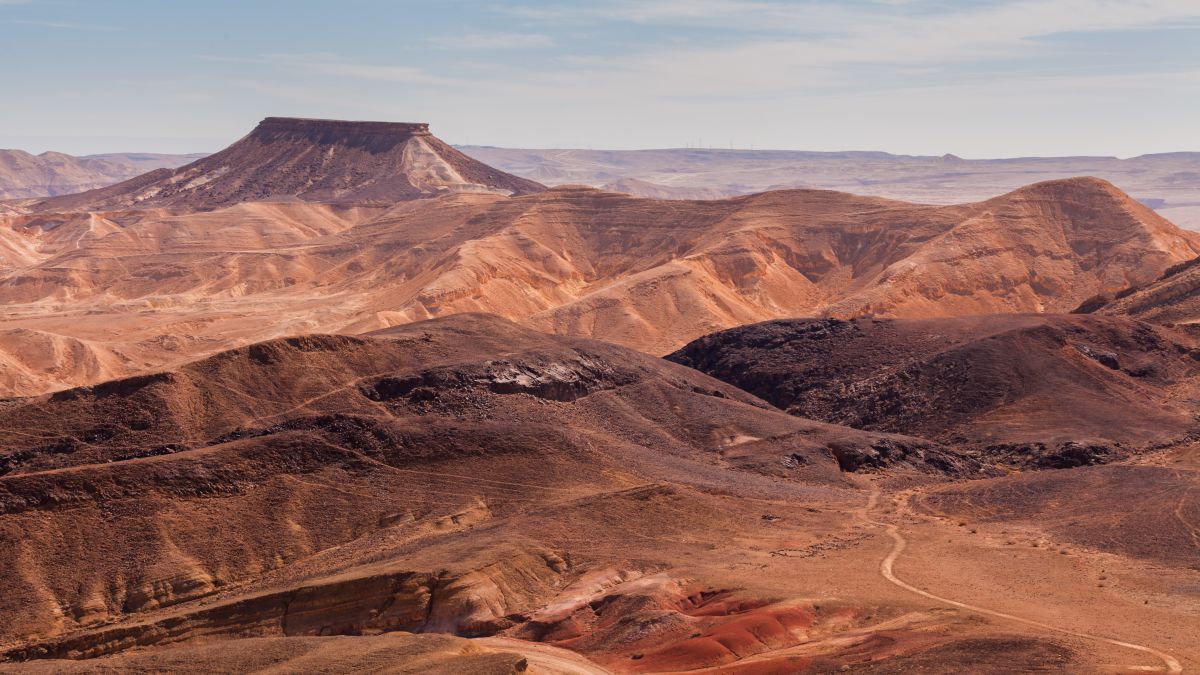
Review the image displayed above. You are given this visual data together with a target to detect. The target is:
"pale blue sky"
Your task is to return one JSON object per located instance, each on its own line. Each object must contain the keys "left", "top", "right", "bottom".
{"left": 2, "top": 0, "right": 1199, "bottom": 157}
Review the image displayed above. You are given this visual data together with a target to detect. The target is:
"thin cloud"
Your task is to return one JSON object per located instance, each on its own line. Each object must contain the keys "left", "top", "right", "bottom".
{"left": 200, "top": 53, "right": 457, "bottom": 86}
{"left": 488, "top": 0, "right": 1200, "bottom": 101}
{"left": 429, "top": 32, "right": 553, "bottom": 50}
{"left": 507, "top": 0, "right": 1200, "bottom": 44}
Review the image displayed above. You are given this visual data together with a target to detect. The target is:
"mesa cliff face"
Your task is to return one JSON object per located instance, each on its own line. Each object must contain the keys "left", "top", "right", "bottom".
{"left": 29, "top": 117, "right": 545, "bottom": 212}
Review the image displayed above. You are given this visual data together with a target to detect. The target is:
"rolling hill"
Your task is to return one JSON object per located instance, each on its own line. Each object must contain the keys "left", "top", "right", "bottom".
{"left": 1, "top": 165, "right": 1197, "bottom": 397}
{"left": 666, "top": 313, "right": 1200, "bottom": 463}
{"left": 1, "top": 314, "right": 1195, "bottom": 672}
{"left": 0, "top": 313, "right": 1014, "bottom": 672}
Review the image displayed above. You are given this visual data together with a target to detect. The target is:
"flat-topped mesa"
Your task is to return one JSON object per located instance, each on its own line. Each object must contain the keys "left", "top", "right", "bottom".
{"left": 255, "top": 117, "right": 431, "bottom": 136}
{"left": 30, "top": 117, "right": 544, "bottom": 212}
{"left": 250, "top": 117, "right": 433, "bottom": 152}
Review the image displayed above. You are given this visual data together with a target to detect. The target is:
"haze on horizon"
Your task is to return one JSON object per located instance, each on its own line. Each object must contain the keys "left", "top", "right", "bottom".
{"left": 1, "top": 0, "right": 1199, "bottom": 158}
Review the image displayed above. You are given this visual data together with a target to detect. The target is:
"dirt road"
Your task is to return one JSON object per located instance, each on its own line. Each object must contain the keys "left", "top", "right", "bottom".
{"left": 865, "top": 485, "right": 1184, "bottom": 674}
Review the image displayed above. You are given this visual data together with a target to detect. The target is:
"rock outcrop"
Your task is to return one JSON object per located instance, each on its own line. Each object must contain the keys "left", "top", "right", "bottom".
{"left": 667, "top": 313, "right": 1200, "bottom": 462}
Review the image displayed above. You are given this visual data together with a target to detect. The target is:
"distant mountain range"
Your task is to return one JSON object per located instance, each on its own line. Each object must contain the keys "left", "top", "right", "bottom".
{"left": 0, "top": 150, "right": 205, "bottom": 199}
{"left": 459, "top": 146, "right": 1200, "bottom": 230}
{"left": 5, "top": 142, "right": 1197, "bottom": 229}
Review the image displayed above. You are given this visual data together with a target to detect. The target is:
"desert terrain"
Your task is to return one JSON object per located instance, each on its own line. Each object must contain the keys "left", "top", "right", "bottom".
{"left": 1, "top": 117, "right": 1198, "bottom": 673}
{"left": 0, "top": 151, "right": 203, "bottom": 200}
{"left": 461, "top": 147, "right": 1200, "bottom": 231}
{"left": 2, "top": 314, "right": 1196, "bottom": 673}
{"left": 7, "top": 144, "right": 1198, "bottom": 230}
{"left": 1, "top": 118, "right": 1197, "bottom": 397}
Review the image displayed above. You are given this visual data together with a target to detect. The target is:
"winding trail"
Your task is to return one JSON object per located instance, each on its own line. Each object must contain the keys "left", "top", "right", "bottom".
{"left": 862, "top": 485, "right": 1184, "bottom": 674}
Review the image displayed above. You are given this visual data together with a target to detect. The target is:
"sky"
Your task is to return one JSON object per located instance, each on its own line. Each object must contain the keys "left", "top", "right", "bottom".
{"left": 1, "top": 0, "right": 1199, "bottom": 157}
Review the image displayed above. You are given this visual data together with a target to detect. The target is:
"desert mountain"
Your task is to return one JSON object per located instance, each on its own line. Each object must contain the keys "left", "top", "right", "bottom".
{"left": 0, "top": 150, "right": 204, "bottom": 200}
{"left": 0, "top": 313, "right": 1028, "bottom": 672}
{"left": 26, "top": 118, "right": 544, "bottom": 212}
{"left": 1, "top": 314, "right": 1196, "bottom": 672}
{"left": 1, "top": 173, "right": 1198, "bottom": 397}
{"left": 667, "top": 313, "right": 1200, "bottom": 465}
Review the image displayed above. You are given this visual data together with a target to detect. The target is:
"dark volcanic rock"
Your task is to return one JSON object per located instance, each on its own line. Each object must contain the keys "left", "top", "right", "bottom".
{"left": 826, "top": 438, "right": 989, "bottom": 475}
{"left": 667, "top": 314, "right": 1200, "bottom": 462}
{"left": 1073, "top": 343, "right": 1120, "bottom": 369}
{"left": 983, "top": 441, "right": 1127, "bottom": 469}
